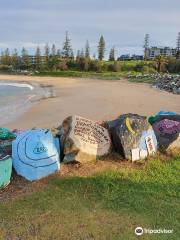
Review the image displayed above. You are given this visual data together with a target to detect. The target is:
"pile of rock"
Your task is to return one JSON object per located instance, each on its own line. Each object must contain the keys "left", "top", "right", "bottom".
{"left": 154, "top": 74, "right": 180, "bottom": 94}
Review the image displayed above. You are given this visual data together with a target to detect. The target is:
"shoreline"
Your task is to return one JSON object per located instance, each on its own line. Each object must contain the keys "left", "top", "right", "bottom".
{"left": 0, "top": 74, "right": 179, "bottom": 130}
{"left": 0, "top": 78, "right": 55, "bottom": 126}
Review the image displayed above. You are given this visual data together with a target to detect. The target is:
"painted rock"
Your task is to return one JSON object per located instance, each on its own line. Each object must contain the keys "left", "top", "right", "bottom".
{"left": 152, "top": 114, "right": 180, "bottom": 150}
{"left": 59, "top": 116, "right": 111, "bottom": 163}
{"left": 107, "top": 113, "right": 157, "bottom": 161}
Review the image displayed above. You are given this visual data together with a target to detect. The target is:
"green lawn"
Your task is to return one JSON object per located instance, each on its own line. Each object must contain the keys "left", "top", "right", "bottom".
{"left": 34, "top": 70, "right": 121, "bottom": 80}
{"left": 127, "top": 76, "right": 156, "bottom": 84}
{"left": 0, "top": 153, "right": 179, "bottom": 240}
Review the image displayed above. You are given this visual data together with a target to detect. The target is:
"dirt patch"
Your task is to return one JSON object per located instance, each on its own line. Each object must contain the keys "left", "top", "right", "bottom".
{"left": 0, "top": 150, "right": 178, "bottom": 203}
{"left": 0, "top": 156, "right": 141, "bottom": 203}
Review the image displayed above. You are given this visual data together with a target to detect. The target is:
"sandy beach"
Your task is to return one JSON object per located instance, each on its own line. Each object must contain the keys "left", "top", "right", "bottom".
{"left": 1, "top": 74, "right": 179, "bottom": 130}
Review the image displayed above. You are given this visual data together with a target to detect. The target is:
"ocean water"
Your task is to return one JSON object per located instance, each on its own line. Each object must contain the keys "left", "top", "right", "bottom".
{"left": 0, "top": 81, "right": 50, "bottom": 126}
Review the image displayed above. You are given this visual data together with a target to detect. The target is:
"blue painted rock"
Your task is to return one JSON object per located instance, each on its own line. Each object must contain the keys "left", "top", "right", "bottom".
{"left": 12, "top": 129, "right": 60, "bottom": 181}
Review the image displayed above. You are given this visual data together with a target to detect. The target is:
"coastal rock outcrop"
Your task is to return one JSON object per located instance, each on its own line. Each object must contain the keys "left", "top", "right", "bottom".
{"left": 154, "top": 74, "right": 180, "bottom": 94}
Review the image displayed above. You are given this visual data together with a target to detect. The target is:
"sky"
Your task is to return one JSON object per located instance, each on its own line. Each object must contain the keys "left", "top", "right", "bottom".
{"left": 0, "top": 0, "right": 180, "bottom": 57}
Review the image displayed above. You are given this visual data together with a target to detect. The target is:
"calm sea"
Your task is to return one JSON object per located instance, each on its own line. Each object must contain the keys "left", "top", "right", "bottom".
{"left": 0, "top": 82, "right": 37, "bottom": 126}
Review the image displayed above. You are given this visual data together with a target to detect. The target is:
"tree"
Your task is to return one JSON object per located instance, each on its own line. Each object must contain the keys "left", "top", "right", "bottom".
{"left": 12, "top": 48, "right": 19, "bottom": 69}
{"left": 49, "top": 44, "right": 59, "bottom": 69}
{"left": 21, "top": 47, "right": 30, "bottom": 69}
{"left": 154, "top": 55, "right": 168, "bottom": 72}
{"left": 76, "top": 50, "right": 81, "bottom": 60}
{"left": 51, "top": 44, "right": 56, "bottom": 56}
{"left": 44, "top": 44, "right": 50, "bottom": 66}
{"left": 144, "top": 34, "right": 150, "bottom": 60}
{"left": 57, "top": 49, "right": 61, "bottom": 57}
{"left": 176, "top": 32, "right": 180, "bottom": 59}
{"left": 35, "top": 46, "right": 41, "bottom": 70}
{"left": 98, "top": 35, "right": 105, "bottom": 61}
{"left": 70, "top": 49, "right": 74, "bottom": 59}
{"left": 85, "top": 40, "right": 90, "bottom": 58}
{"left": 109, "top": 47, "right": 115, "bottom": 61}
{"left": 3, "top": 48, "right": 11, "bottom": 65}
{"left": 62, "top": 31, "right": 72, "bottom": 58}
{"left": 80, "top": 48, "right": 85, "bottom": 58}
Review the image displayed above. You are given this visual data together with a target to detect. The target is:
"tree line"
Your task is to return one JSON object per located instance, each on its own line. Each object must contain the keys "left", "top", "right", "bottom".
{"left": 0, "top": 32, "right": 119, "bottom": 72}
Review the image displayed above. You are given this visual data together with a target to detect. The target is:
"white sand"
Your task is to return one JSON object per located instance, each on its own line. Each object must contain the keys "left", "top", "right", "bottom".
{"left": 0, "top": 74, "right": 179, "bottom": 130}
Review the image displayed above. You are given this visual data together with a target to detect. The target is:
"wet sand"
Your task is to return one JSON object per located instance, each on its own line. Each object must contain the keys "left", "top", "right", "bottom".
{"left": 1, "top": 74, "right": 179, "bottom": 130}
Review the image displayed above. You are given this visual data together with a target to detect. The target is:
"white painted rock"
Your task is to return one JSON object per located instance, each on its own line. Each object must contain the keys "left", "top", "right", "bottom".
{"left": 60, "top": 116, "right": 111, "bottom": 163}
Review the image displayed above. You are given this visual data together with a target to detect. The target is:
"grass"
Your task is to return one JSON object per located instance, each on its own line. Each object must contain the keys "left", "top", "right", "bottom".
{"left": 0, "top": 152, "right": 179, "bottom": 240}
{"left": 127, "top": 76, "right": 156, "bottom": 84}
{"left": 34, "top": 70, "right": 121, "bottom": 80}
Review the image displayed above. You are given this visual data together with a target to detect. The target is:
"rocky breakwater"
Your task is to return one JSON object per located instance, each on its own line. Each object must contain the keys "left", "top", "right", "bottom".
{"left": 154, "top": 74, "right": 180, "bottom": 94}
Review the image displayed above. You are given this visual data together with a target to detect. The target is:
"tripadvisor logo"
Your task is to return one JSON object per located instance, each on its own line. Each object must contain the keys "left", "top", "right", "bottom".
{"left": 135, "top": 227, "right": 173, "bottom": 236}
{"left": 135, "top": 227, "right": 144, "bottom": 236}
{"left": 33, "top": 142, "right": 48, "bottom": 154}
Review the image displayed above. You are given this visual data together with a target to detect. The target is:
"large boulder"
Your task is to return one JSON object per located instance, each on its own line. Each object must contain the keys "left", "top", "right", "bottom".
{"left": 0, "top": 147, "right": 12, "bottom": 189}
{"left": 0, "top": 128, "right": 16, "bottom": 155}
{"left": 59, "top": 116, "right": 111, "bottom": 163}
{"left": 12, "top": 129, "right": 60, "bottom": 181}
{"left": 107, "top": 113, "right": 157, "bottom": 161}
{"left": 150, "top": 112, "right": 180, "bottom": 150}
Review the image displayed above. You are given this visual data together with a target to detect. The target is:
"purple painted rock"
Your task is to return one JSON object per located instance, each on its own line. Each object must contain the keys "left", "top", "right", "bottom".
{"left": 152, "top": 116, "right": 180, "bottom": 150}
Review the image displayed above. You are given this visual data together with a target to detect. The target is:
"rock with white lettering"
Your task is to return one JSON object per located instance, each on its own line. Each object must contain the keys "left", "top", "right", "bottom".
{"left": 107, "top": 113, "right": 157, "bottom": 161}
{"left": 58, "top": 116, "right": 111, "bottom": 163}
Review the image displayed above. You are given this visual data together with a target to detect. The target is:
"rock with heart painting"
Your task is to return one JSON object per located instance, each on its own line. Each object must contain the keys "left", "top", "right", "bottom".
{"left": 107, "top": 113, "right": 157, "bottom": 161}
{"left": 58, "top": 115, "right": 111, "bottom": 163}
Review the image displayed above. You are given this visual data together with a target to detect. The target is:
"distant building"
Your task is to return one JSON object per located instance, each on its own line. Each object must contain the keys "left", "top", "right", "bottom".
{"left": 118, "top": 54, "right": 131, "bottom": 61}
{"left": 131, "top": 54, "right": 144, "bottom": 60}
{"left": 117, "top": 54, "right": 143, "bottom": 61}
{"left": 27, "top": 55, "right": 47, "bottom": 65}
{"left": 145, "top": 47, "right": 177, "bottom": 59}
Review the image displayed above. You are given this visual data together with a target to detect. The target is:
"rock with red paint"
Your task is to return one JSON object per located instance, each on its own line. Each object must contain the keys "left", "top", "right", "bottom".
{"left": 58, "top": 116, "right": 111, "bottom": 163}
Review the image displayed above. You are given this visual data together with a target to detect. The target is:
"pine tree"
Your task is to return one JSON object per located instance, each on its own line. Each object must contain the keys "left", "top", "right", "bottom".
{"left": 76, "top": 50, "right": 81, "bottom": 61}
{"left": 4, "top": 48, "right": 11, "bottom": 65}
{"left": 144, "top": 34, "right": 150, "bottom": 60}
{"left": 57, "top": 49, "right": 61, "bottom": 57}
{"left": 109, "top": 47, "right": 115, "bottom": 61}
{"left": 0, "top": 51, "right": 4, "bottom": 65}
{"left": 21, "top": 47, "right": 30, "bottom": 69}
{"left": 12, "top": 48, "right": 19, "bottom": 69}
{"left": 51, "top": 44, "right": 56, "bottom": 56}
{"left": 44, "top": 44, "right": 50, "bottom": 66}
{"left": 98, "top": 35, "right": 105, "bottom": 61}
{"left": 62, "top": 31, "right": 72, "bottom": 58}
{"left": 35, "top": 46, "right": 41, "bottom": 70}
{"left": 80, "top": 48, "right": 85, "bottom": 58}
{"left": 50, "top": 44, "right": 58, "bottom": 69}
{"left": 85, "top": 40, "right": 90, "bottom": 58}
{"left": 176, "top": 32, "right": 180, "bottom": 59}
{"left": 70, "top": 49, "right": 74, "bottom": 59}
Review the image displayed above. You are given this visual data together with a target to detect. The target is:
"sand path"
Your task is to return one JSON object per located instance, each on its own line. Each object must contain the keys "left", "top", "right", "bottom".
{"left": 0, "top": 74, "right": 179, "bottom": 130}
